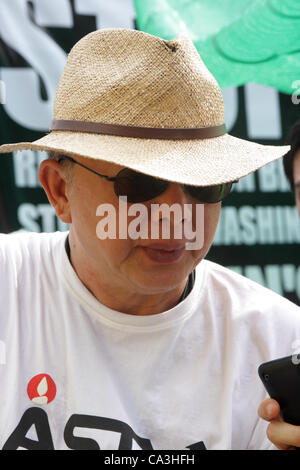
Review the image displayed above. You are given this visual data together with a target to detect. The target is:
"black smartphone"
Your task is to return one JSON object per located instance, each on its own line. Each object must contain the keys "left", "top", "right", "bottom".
{"left": 258, "top": 354, "right": 300, "bottom": 425}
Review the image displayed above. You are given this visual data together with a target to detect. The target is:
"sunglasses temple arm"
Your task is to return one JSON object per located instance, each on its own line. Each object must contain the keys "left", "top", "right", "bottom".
{"left": 57, "top": 155, "right": 116, "bottom": 182}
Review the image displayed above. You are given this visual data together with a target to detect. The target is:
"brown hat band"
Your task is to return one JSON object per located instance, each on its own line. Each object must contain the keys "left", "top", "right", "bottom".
{"left": 50, "top": 119, "right": 226, "bottom": 140}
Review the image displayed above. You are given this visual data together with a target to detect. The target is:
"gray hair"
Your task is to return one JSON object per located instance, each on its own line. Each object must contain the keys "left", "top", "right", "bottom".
{"left": 47, "top": 151, "right": 74, "bottom": 183}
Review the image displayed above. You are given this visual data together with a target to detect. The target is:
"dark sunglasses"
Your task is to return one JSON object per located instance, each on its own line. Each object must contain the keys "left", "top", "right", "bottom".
{"left": 58, "top": 155, "right": 236, "bottom": 204}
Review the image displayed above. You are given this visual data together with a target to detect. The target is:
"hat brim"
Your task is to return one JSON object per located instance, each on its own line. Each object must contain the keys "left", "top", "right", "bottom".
{"left": 0, "top": 131, "right": 290, "bottom": 186}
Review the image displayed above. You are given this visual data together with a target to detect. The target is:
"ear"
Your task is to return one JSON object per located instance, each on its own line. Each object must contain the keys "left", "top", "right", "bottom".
{"left": 39, "top": 159, "right": 72, "bottom": 224}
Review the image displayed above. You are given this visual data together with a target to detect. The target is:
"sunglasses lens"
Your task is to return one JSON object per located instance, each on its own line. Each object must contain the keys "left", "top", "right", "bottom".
{"left": 185, "top": 182, "right": 233, "bottom": 203}
{"left": 115, "top": 169, "right": 169, "bottom": 203}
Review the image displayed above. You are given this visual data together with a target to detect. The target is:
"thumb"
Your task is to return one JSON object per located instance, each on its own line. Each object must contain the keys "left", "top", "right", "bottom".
{"left": 258, "top": 398, "right": 282, "bottom": 422}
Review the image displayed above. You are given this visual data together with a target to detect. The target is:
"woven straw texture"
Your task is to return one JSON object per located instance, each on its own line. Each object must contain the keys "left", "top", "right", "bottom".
{"left": 54, "top": 29, "right": 224, "bottom": 128}
{"left": 0, "top": 28, "right": 290, "bottom": 186}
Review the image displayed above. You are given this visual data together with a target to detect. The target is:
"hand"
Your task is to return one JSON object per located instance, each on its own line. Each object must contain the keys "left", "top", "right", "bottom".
{"left": 258, "top": 398, "right": 300, "bottom": 450}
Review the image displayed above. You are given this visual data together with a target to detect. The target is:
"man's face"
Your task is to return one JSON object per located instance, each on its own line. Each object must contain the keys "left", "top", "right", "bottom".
{"left": 64, "top": 156, "right": 221, "bottom": 296}
{"left": 294, "top": 149, "right": 300, "bottom": 217}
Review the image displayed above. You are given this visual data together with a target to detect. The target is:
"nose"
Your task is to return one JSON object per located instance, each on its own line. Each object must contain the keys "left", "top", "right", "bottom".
{"left": 153, "top": 182, "right": 191, "bottom": 207}
{"left": 148, "top": 183, "right": 195, "bottom": 236}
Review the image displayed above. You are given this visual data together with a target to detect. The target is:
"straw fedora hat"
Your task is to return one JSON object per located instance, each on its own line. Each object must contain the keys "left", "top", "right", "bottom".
{"left": 0, "top": 28, "right": 290, "bottom": 186}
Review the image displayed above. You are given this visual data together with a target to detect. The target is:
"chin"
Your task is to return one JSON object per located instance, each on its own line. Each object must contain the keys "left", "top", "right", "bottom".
{"left": 131, "top": 268, "right": 188, "bottom": 293}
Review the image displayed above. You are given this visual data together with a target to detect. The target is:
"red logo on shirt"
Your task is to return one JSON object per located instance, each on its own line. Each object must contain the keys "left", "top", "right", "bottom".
{"left": 27, "top": 374, "right": 56, "bottom": 405}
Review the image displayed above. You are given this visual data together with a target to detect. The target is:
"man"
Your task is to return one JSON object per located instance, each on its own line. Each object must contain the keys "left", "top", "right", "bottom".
{"left": 283, "top": 120, "right": 300, "bottom": 217}
{"left": 0, "top": 28, "right": 300, "bottom": 450}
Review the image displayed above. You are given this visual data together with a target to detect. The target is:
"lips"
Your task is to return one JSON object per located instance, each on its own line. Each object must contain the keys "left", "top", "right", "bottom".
{"left": 141, "top": 243, "right": 186, "bottom": 263}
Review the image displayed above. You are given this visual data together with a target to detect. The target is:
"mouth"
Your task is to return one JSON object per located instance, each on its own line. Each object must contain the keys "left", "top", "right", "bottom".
{"left": 140, "top": 243, "right": 186, "bottom": 264}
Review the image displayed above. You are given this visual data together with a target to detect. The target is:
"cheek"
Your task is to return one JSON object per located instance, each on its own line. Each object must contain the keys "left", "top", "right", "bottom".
{"left": 206, "top": 202, "right": 221, "bottom": 226}
{"left": 184, "top": 203, "right": 220, "bottom": 264}
{"left": 199, "top": 202, "right": 221, "bottom": 237}
{"left": 70, "top": 183, "right": 99, "bottom": 226}
{"left": 202, "top": 203, "right": 221, "bottom": 250}
{"left": 71, "top": 175, "right": 119, "bottom": 235}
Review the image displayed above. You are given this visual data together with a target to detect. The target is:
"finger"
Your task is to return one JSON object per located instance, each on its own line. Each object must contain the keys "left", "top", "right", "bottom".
{"left": 258, "top": 398, "right": 281, "bottom": 421}
{"left": 267, "top": 419, "right": 300, "bottom": 449}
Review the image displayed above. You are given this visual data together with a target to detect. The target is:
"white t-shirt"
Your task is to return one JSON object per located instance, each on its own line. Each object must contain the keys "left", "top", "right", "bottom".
{"left": 1, "top": 231, "right": 300, "bottom": 450}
